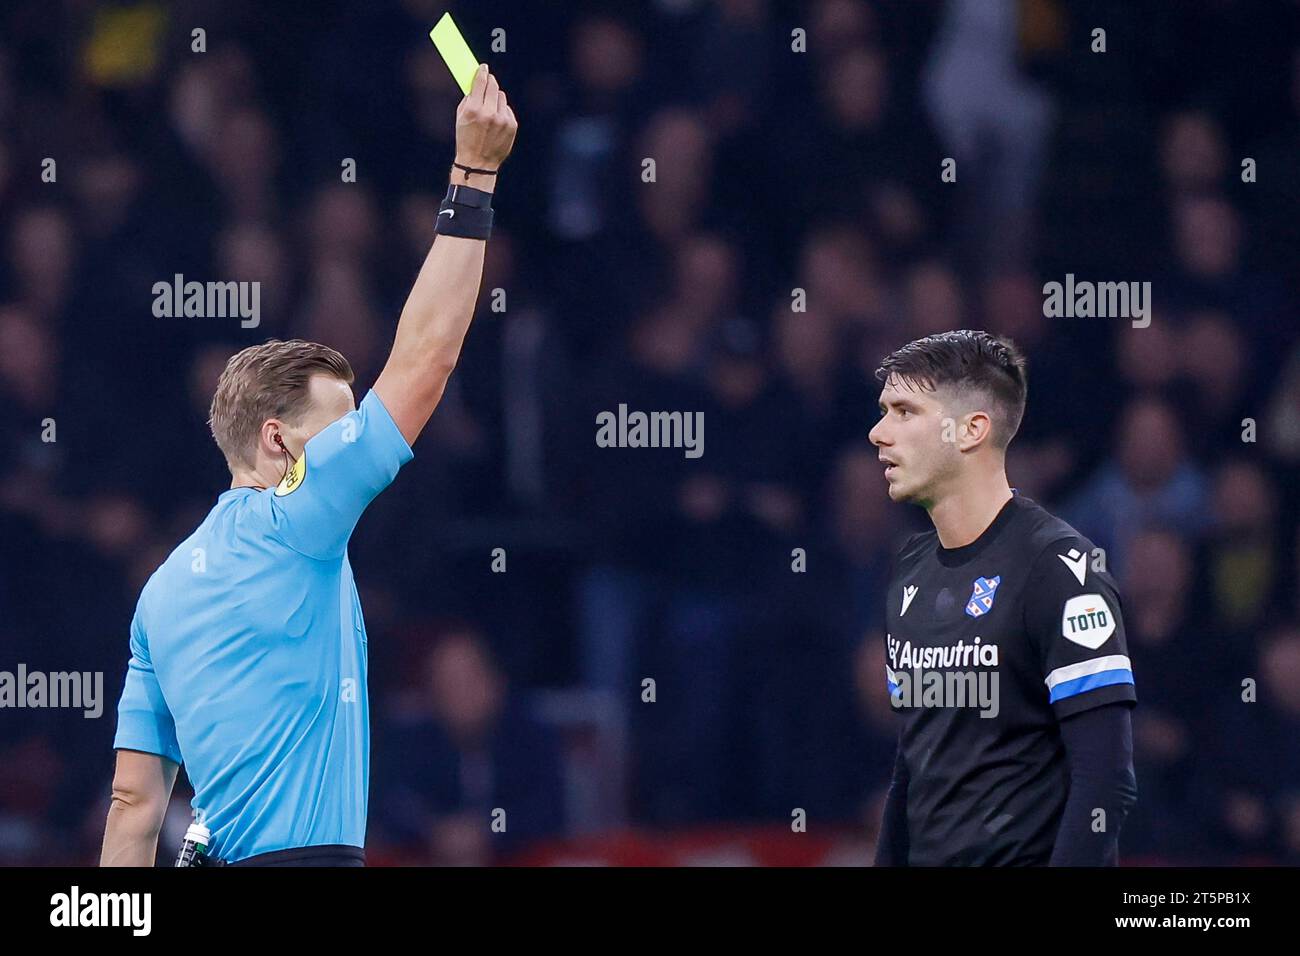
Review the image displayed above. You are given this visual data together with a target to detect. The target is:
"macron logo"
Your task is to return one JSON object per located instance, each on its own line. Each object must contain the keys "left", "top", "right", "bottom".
{"left": 1058, "top": 549, "right": 1088, "bottom": 586}
{"left": 901, "top": 585, "right": 919, "bottom": 617}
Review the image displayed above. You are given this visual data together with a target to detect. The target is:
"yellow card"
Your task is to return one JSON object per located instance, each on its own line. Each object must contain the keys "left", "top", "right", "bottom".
{"left": 429, "top": 13, "right": 480, "bottom": 95}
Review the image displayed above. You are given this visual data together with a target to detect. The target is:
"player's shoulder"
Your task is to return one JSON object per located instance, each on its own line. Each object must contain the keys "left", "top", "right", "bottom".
{"left": 896, "top": 527, "right": 938, "bottom": 563}
{"left": 1008, "top": 494, "right": 1093, "bottom": 551}
{"left": 888, "top": 527, "right": 938, "bottom": 582}
{"left": 1008, "top": 494, "right": 1112, "bottom": 586}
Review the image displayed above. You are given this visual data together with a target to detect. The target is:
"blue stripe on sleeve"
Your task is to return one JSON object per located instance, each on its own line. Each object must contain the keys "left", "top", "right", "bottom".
{"left": 1048, "top": 668, "right": 1134, "bottom": 703}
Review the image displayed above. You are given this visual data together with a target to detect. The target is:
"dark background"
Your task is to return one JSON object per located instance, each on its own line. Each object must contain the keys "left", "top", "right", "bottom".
{"left": 1, "top": 0, "right": 1299, "bottom": 865}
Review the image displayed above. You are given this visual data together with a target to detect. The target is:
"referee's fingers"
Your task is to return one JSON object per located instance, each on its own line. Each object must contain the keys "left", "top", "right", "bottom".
{"left": 483, "top": 69, "right": 499, "bottom": 108}
{"left": 467, "top": 63, "right": 489, "bottom": 108}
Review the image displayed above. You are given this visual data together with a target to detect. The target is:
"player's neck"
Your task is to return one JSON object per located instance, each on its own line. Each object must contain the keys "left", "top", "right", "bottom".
{"left": 927, "top": 470, "right": 1013, "bottom": 550}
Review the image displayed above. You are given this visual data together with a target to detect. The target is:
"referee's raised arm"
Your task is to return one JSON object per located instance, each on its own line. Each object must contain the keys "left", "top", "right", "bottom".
{"left": 373, "top": 63, "right": 517, "bottom": 446}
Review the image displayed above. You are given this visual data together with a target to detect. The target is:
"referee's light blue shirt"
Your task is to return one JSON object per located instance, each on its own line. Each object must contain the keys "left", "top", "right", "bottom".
{"left": 113, "top": 389, "right": 413, "bottom": 863}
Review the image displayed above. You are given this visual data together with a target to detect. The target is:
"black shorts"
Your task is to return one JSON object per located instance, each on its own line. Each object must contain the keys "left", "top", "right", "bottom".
{"left": 225, "top": 845, "right": 365, "bottom": 867}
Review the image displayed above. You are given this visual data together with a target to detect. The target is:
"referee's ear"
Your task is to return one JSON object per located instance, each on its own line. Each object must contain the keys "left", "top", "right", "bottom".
{"left": 256, "top": 418, "right": 288, "bottom": 457}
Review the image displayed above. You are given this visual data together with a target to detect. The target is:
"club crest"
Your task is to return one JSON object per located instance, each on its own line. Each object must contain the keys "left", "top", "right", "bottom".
{"left": 965, "top": 575, "right": 1002, "bottom": 618}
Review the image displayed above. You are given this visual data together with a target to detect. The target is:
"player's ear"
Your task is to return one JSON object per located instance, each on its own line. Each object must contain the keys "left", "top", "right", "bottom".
{"left": 960, "top": 411, "right": 994, "bottom": 451}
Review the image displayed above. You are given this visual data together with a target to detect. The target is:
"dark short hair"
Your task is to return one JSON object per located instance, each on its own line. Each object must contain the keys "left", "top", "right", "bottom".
{"left": 875, "top": 330, "right": 1028, "bottom": 449}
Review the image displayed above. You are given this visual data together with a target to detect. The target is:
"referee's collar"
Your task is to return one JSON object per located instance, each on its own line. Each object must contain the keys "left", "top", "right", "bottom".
{"left": 220, "top": 485, "right": 263, "bottom": 497}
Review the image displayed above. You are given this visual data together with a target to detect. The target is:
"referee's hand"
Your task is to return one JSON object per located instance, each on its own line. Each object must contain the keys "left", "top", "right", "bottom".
{"left": 454, "top": 64, "right": 517, "bottom": 177}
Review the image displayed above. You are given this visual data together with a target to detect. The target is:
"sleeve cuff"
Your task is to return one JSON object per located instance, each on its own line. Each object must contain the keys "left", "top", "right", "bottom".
{"left": 1052, "top": 681, "right": 1136, "bottom": 721}
{"left": 114, "top": 713, "right": 182, "bottom": 764}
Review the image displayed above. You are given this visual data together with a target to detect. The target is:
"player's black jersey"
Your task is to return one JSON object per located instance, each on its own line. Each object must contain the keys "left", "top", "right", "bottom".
{"left": 884, "top": 492, "right": 1137, "bottom": 865}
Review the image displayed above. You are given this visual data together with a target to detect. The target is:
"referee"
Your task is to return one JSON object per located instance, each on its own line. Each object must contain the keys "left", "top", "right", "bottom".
{"left": 869, "top": 330, "right": 1137, "bottom": 866}
{"left": 100, "top": 65, "right": 517, "bottom": 866}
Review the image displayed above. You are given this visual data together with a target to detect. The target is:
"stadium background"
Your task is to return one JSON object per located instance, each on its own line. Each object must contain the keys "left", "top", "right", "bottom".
{"left": 1, "top": 0, "right": 1299, "bottom": 865}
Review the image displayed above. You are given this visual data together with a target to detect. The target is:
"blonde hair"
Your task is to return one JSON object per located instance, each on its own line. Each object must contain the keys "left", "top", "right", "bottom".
{"left": 208, "top": 339, "right": 353, "bottom": 471}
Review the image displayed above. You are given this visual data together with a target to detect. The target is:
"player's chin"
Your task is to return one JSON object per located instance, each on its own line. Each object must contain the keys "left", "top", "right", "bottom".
{"left": 885, "top": 476, "right": 918, "bottom": 503}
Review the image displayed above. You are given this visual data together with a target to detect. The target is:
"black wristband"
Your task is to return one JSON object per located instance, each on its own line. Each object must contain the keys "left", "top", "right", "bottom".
{"left": 444, "top": 183, "right": 493, "bottom": 210}
{"left": 435, "top": 202, "right": 493, "bottom": 239}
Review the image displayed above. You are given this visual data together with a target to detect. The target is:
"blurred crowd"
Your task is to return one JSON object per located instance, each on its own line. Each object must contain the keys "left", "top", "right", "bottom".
{"left": 1, "top": 0, "right": 1299, "bottom": 865}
